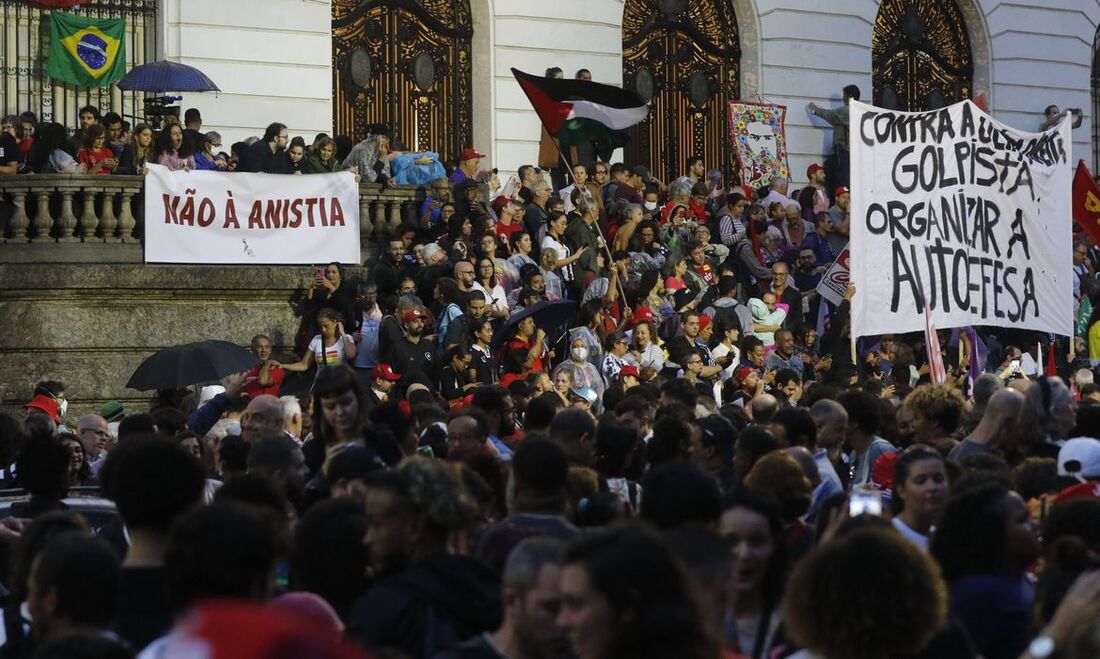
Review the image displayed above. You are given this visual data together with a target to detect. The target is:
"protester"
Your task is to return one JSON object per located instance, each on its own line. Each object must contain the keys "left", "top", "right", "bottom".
{"left": 6, "top": 82, "right": 1100, "bottom": 659}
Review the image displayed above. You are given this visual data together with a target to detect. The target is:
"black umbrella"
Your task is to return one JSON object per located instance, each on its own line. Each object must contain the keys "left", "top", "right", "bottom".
{"left": 492, "top": 299, "right": 578, "bottom": 350}
{"left": 127, "top": 340, "right": 258, "bottom": 391}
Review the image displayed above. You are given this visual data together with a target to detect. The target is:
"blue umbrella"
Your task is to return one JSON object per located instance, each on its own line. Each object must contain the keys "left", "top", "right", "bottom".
{"left": 116, "top": 60, "right": 220, "bottom": 93}
{"left": 491, "top": 299, "right": 578, "bottom": 350}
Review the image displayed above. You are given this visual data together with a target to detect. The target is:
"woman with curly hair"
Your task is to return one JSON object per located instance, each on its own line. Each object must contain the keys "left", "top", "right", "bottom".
{"left": 346, "top": 457, "right": 499, "bottom": 657}
{"left": 557, "top": 523, "right": 716, "bottom": 659}
{"left": 931, "top": 482, "right": 1040, "bottom": 659}
{"left": 783, "top": 526, "right": 947, "bottom": 659}
{"left": 903, "top": 384, "right": 966, "bottom": 455}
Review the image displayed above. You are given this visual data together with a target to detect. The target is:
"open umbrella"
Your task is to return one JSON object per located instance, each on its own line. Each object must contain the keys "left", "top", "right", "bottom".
{"left": 116, "top": 60, "right": 220, "bottom": 93}
{"left": 127, "top": 340, "right": 257, "bottom": 391}
{"left": 491, "top": 299, "right": 578, "bottom": 350}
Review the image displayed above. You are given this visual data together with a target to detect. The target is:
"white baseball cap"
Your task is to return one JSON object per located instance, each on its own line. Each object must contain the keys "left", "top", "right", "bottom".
{"left": 198, "top": 385, "right": 226, "bottom": 407}
{"left": 1057, "top": 438, "right": 1100, "bottom": 482}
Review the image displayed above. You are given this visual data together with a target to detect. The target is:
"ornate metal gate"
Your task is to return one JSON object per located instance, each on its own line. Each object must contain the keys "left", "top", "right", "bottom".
{"left": 621, "top": 0, "right": 740, "bottom": 184}
{"left": 872, "top": 0, "right": 972, "bottom": 112}
{"left": 332, "top": 0, "right": 473, "bottom": 159}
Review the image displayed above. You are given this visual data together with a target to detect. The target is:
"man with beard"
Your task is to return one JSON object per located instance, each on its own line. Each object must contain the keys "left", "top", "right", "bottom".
{"left": 348, "top": 458, "right": 501, "bottom": 657}
{"left": 440, "top": 538, "right": 569, "bottom": 659}
{"left": 239, "top": 122, "right": 290, "bottom": 173}
{"left": 804, "top": 162, "right": 830, "bottom": 216}
{"left": 389, "top": 307, "right": 436, "bottom": 391}
{"left": 372, "top": 239, "right": 412, "bottom": 302}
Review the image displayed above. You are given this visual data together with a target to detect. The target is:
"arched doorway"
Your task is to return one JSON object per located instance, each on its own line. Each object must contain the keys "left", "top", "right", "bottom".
{"left": 621, "top": 0, "right": 741, "bottom": 183}
{"left": 872, "top": 0, "right": 973, "bottom": 111}
{"left": 332, "top": 0, "right": 473, "bottom": 159}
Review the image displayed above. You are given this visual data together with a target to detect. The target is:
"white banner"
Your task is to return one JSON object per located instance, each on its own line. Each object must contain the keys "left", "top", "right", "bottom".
{"left": 143, "top": 164, "right": 361, "bottom": 264}
{"left": 849, "top": 99, "right": 1073, "bottom": 337}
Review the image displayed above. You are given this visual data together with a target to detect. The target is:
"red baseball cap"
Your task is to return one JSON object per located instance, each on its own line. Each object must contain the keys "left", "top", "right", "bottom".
{"left": 807, "top": 163, "right": 824, "bottom": 179}
{"left": 402, "top": 308, "right": 427, "bottom": 323}
{"left": 24, "top": 394, "right": 60, "bottom": 423}
{"left": 371, "top": 364, "right": 402, "bottom": 381}
{"left": 619, "top": 365, "right": 640, "bottom": 378}
{"left": 834, "top": 186, "right": 850, "bottom": 197}
{"left": 460, "top": 148, "right": 485, "bottom": 161}
{"left": 735, "top": 365, "right": 756, "bottom": 382}
{"left": 632, "top": 306, "right": 657, "bottom": 326}
{"left": 698, "top": 314, "right": 713, "bottom": 332}
{"left": 492, "top": 196, "right": 518, "bottom": 214}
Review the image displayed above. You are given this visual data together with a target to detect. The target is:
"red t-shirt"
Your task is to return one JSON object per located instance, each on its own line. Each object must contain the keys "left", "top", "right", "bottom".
{"left": 243, "top": 363, "right": 285, "bottom": 398}
{"left": 496, "top": 220, "right": 523, "bottom": 246}
{"left": 77, "top": 146, "right": 115, "bottom": 174}
{"left": 694, "top": 262, "right": 717, "bottom": 286}
{"left": 508, "top": 337, "right": 543, "bottom": 372}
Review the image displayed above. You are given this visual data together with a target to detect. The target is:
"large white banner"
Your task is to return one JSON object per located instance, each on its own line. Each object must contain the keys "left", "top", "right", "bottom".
{"left": 144, "top": 164, "right": 361, "bottom": 264}
{"left": 849, "top": 99, "right": 1073, "bottom": 337}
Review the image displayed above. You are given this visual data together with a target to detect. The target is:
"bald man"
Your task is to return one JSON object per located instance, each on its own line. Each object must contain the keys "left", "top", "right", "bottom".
{"left": 949, "top": 388, "right": 1026, "bottom": 461}
{"left": 76, "top": 414, "right": 109, "bottom": 474}
{"left": 240, "top": 395, "right": 285, "bottom": 443}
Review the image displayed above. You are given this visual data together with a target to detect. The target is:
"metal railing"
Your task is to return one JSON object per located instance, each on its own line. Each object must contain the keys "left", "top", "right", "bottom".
{"left": 0, "top": 174, "right": 428, "bottom": 244}
{"left": 1, "top": 0, "right": 157, "bottom": 128}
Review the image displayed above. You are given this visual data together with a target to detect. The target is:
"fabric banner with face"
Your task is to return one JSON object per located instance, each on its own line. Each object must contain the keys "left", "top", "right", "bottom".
{"left": 728, "top": 101, "right": 789, "bottom": 190}
{"left": 144, "top": 164, "right": 361, "bottom": 264}
{"left": 848, "top": 99, "right": 1073, "bottom": 337}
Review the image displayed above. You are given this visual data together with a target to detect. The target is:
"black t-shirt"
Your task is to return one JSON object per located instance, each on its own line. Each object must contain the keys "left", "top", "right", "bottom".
{"left": 470, "top": 345, "right": 497, "bottom": 384}
{"left": 0, "top": 133, "right": 22, "bottom": 168}
{"left": 116, "top": 566, "right": 172, "bottom": 652}
{"left": 390, "top": 336, "right": 436, "bottom": 390}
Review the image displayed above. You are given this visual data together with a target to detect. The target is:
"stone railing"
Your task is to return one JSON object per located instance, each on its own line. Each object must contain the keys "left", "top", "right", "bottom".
{"left": 0, "top": 175, "right": 429, "bottom": 245}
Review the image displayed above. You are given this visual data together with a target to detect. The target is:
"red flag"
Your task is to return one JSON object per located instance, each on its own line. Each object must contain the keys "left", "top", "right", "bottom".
{"left": 1046, "top": 341, "right": 1057, "bottom": 377}
{"left": 924, "top": 305, "right": 947, "bottom": 385}
{"left": 1072, "top": 160, "right": 1100, "bottom": 245}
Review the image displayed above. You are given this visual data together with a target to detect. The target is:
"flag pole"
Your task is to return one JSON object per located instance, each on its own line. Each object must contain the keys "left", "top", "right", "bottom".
{"left": 555, "top": 148, "right": 631, "bottom": 311}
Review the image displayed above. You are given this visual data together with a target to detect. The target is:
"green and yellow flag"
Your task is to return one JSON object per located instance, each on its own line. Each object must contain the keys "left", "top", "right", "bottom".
{"left": 46, "top": 12, "right": 126, "bottom": 88}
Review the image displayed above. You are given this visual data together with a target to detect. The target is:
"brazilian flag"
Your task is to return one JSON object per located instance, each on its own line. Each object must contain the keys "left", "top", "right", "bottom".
{"left": 46, "top": 12, "right": 126, "bottom": 88}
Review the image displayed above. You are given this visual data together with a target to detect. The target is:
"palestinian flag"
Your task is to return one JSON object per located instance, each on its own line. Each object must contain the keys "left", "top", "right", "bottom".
{"left": 512, "top": 68, "right": 648, "bottom": 146}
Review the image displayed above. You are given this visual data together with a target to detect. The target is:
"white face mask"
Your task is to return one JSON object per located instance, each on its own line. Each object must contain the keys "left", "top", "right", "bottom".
{"left": 572, "top": 347, "right": 589, "bottom": 362}
{"left": 643, "top": 201, "right": 658, "bottom": 211}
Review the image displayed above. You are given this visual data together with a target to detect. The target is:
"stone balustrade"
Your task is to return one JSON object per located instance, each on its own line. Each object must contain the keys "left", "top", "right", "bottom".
{"left": 0, "top": 175, "right": 429, "bottom": 245}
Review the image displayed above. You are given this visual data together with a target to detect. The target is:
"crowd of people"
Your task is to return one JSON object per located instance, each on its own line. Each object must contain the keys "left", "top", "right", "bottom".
{"left": 4, "top": 84, "right": 1100, "bottom": 659}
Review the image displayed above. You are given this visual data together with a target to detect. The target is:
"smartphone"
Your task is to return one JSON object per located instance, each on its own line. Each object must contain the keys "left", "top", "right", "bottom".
{"left": 314, "top": 267, "right": 324, "bottom": 279}
{"left": 849, "top": 490, "right": 883, "bottom": 517}
{"left": 1010, "top": 358, "right": 1021, "bottom": 374}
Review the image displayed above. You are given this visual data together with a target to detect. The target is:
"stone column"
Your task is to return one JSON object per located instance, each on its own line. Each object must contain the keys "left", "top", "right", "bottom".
{"left": 79, "top": 189, "right": 99, "bottom": 241}
{"left": 56, "top": 188, "right": 78, "bottom": 243}
{"left": 31, "top": 191, "right": 53, "bottom": 242}
{"left": 6, "top": 189, "right": 30, "bottom": 242}
{"left": 118, "top": 191, "right": 136, "bottom": 242}
{"left": 100, "top": 190, "right": 119, "bottom": 242}
{"left": 359, "top": 193, "right": 374, "bottom": 243}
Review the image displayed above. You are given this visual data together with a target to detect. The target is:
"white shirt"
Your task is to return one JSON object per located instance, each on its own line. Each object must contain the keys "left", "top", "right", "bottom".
{"left": 892, "top": 516, "right": 931, "bottom": 550}
{"left": 472, "top": 281, "right": 509, "bottom": 313}
{"left": 309, "top": 334, "right": 349, "bottom": 367}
